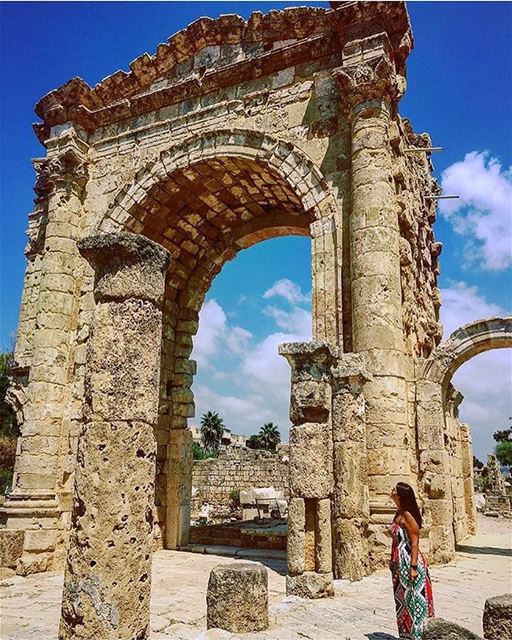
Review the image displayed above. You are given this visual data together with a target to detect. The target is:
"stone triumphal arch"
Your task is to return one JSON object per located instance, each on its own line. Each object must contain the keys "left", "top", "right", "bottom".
{"left": 2, "top": 2, "right": 511, "bottom": 627}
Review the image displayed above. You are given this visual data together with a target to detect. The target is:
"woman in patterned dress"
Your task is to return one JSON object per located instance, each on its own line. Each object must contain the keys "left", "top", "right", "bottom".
{"left": 389, "top": 482, "right": 435, "bottom": 640}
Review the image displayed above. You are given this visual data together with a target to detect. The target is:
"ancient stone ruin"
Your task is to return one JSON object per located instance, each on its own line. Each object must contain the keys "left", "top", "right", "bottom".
{"left": 1, "top": 0, "right": 512, "bottom": 631}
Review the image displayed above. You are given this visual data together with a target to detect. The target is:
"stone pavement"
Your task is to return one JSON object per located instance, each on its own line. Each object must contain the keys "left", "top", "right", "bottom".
{"left": 1, "top": 516, "right": 510, "bottom": 640}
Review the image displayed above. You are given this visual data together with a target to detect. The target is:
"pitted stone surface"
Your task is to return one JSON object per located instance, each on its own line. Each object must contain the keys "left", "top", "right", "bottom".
{"left": 207, "top": 563, "right": 268, "bottom": 633}
{"left": 483, "top": 593, "right": 512, "bottom": 640}
{"left": 78, "top": 232, "right": 170, "bottom": 304}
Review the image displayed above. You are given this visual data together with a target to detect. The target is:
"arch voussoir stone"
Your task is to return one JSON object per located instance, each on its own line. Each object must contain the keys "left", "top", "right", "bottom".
{"left": 421, "top": 316, "right": 512, "bottom": 386}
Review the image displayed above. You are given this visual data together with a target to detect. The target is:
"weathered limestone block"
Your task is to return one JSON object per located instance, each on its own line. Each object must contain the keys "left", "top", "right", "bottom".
{"left": 78, "top": 232, "right": 168, "bottom": 304}
{"left": 166, "top": 428, "right": 193, "bottom": 549}
{"left": 60, "top": 419, "right": 157, "bottom": 638}
{"left": 0, "top": 530, "right": 25, "bottom": 569}
{"left": 287, "top": 497, "right": 305, "bottom": 576}
{"left": 290, "top": 380, "right": 331, "bottom": 425}
{"left": 59, "top": 233, "right": 170, "bottom": 640}
{"left": 289, "top": 422, "right": 333, "bottom": 499}
{"left": 316, "top": 498, "right": 332, "bottom": 573}
{"left": 207, "top": 564, "right": 268, "bottom": 633}
{"left": 286, "top": 571, "right": 334, "bottom": 599}
{"left": 423, "top": 618, "right": 482, "bottom": 639}
{"left": 483, "top": 594, "right": 512, "bottom": 640}
{"left": 85, "top": 299, "right": 163, "bottom": 423}
{"left": 333, "top": 518, "right": 368, "bottom": 581}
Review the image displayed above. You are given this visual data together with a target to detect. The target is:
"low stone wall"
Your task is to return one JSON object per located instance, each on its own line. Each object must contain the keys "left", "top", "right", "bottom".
{"left": 192, "top": 446, "right": 289, "bottom": 516}
{"left": 190, "top": 520, "right": 287, "bottom": 550}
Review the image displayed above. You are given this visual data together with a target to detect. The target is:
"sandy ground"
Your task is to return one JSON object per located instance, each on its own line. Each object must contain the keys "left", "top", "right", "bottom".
{"left": 1, "top": 515, "right": 511, "bottom": 639}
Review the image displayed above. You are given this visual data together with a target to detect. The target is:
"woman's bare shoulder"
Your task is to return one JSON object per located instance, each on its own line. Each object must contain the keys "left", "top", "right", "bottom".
{"left": 402, "top": 511, "right": 419, "bottom": 531}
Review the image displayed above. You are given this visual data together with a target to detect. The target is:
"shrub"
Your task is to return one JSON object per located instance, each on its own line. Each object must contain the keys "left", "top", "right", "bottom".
{"left": 0, "top": 436, "right": 16, "bottom": 470}
{"left": 229, "top": 488, "right": 240, "bottom": 505}
{"left": 192, "top": 442, "right": 217, "bottom": 460}
{"left": 0, "top": 469, "right": 13, "bottom": 494}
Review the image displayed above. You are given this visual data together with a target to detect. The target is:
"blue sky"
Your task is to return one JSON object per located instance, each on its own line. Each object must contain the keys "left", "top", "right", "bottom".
{"left": 1, "top": 2, "right": 511, "bottom": 459}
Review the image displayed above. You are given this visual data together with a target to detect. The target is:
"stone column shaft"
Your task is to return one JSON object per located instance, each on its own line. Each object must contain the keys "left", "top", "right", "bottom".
{"left": 311, "top": 217, "right": 340, "bottom": 345}
{"left": 5, "top": 144, "right": 89, "bottom": 575}
{"left": 335, "top": 40, "right": 411, "bottom": 566}
{"left": 280, "top": 342, "right": 336, "bottom": 599}
{"left": 331, "top": 355, "right": 371, "bottom": 580}
{"left": 59, "top": 233, "right": 170, "bottom": 640}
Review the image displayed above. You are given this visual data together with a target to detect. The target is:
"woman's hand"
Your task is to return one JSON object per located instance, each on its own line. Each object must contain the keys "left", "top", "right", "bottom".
{"left": 409, "top": 567, "right": 419, "bottom": 582}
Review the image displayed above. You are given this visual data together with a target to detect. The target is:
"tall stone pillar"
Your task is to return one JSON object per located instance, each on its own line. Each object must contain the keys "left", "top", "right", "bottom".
{"left": 4, "top": 134, "right": 89, "bottom": 575}
{"left": 331, "top": 354, "right": 371, "bottom": 580}
{"left": 279, "top": 342, "right": 336, "bottom": 599}
{"left": 460, "top": 423, "right": 477, "bottom": 536}
{"left": 311, "top": 216, "right": 341, "bottom": 345}
{"left": 59, "top": 233, "right": 170, "bottom": 640}
{"left": 335, "top": 34, "right": 411, "bottom": 565}
{"left": 415, "top": 376, "right": 455, "bottom": 563}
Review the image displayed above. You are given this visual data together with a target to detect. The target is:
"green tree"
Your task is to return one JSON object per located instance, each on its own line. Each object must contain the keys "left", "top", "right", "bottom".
{"left": 0, "top": 351, "right": 17, "bottom": 493}
{"left": 192, "top": 442, "right": 216, "bottom": 460}
{"left": 200, "top": 411, "right": 225, "bottom": 453}
{"left": 493, "top": 428, "right": 512, "bottom": 443}
{"left": 246, "top": 434, "right": 262, "bottom": 450}
{"left": 0, "top": 352, "right": 16, "bottom": 437}
{"left": 495, "top": 440, "right": 512, "bottom": 467}
{"left": 258, "top": 422, "right": 281, "bottom": 452}
{"left": 473, "top": 455, "right": 484, "bottom": 470}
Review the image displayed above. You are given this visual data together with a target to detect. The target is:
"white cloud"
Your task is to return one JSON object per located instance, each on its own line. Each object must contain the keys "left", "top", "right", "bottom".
{"left": 191, "top": 282, "right": 313, "bottom": 440}
{"left": 193, "top": 384, "right": 275, "bottom": 433}
{"left": 193, "top": 299, "right": 252, "bottom": 368}
{"left": 453, "top": 350, "right": 512, "bottom": 461}
{"left": 263, "top": 278, "right": 310, "bottom": 305}
{"left": 439, "top": 151, "right": 512, "bottom": 271}
{"left": 263, "top": 305, "right": 312, "bottom": 335}
{"left": 440, "top": 281, "right": 506, "bottom": 338}
{"left": 440, "top": 280, "right": 511, "bottom": 460}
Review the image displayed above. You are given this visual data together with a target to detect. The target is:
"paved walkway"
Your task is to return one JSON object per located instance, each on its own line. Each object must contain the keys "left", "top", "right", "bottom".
{"left": 1, "top": 516, "right": 510, "bottom": 639}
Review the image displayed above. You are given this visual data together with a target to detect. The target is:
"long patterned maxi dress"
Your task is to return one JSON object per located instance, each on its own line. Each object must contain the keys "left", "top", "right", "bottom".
{"left": 389, "top": 522, "right": 435, "bottom": 639}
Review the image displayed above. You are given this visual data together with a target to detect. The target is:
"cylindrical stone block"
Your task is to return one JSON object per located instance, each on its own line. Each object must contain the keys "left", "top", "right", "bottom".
{"left": 483, "top": 594, "right": 512, "bottom": 640}
{"left": 207, "top": 564, "right": 268, "bottom": 633}
{"left": 287, "top": 497, "right": 305, "bottom": 576}
{"left": 59, "top": 420, "right": 156, "bottom": 639}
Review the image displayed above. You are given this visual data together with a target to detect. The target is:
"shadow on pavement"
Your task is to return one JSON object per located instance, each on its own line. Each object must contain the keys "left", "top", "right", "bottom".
{"left": 366, "top": 633, "right": 399, "bottom": 640}
{"left": 456, "top": 544, "right": 512, "bottom": 557}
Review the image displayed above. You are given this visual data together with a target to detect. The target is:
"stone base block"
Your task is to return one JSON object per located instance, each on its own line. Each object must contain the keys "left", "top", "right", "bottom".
{"left": 483, "top": 594, "right": 512, "bottom": 640}
{"left": 286, "top": 571, "right": 334, "bottom": 599}
{"left": 207, "top": 563, "right": 268, "bottom": 633}
{"left": 423, "top": 617, "right": 482, "bottom": 639}
{"left": 0, "top": 530, "right": 25, "bottom": 569}
{"left": 16, "top": 552, "right": 51, "bottom": 576}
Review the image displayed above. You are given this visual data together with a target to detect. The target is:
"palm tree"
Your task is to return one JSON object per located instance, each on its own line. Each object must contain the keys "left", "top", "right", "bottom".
{"left": 258, "top": 422, "right": 281, "bottom": 452}
{"left": 200, "top": 411, "right": 225, "bottom": 453}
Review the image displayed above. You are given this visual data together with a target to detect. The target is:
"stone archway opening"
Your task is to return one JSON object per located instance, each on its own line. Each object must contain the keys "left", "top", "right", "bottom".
{"left": 416, "top": 317, "right": 512, "bottom": 561}
{"left": 114, "top": 153, "right": 319, "bottom": 551}
{"left": 187, "top": 233, "right": 312, "bottom": 555}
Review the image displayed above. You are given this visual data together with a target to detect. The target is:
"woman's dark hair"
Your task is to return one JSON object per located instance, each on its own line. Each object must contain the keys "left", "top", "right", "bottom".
{"left": 396, "top": 482, "right": 422, "bottom": 528}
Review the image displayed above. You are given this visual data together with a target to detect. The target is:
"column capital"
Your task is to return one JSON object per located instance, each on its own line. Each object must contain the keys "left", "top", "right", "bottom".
{"left": 332, "top": 33, "right": 405, "bottom": 112}
{"left": 278, "top": 341, "right": 339, "bottom": 379}
{"left": 78, "top": 232, "right": 171, "bottom": 305}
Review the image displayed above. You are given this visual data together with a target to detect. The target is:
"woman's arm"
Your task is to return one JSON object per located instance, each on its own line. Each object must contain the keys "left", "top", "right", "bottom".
{"left": 402, "top": 511, "right": 420, "bottom": 580}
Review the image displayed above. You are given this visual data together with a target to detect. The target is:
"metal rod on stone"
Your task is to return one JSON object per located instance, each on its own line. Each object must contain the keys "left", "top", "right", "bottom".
{"left": 59, "top": 232, "right": 170, "bottom": 640}
{"left": 424, "top": 195, "right": 460, "bottom": 200}
{"left": 405, "top": 146, "right": 444, "bottom": 153}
